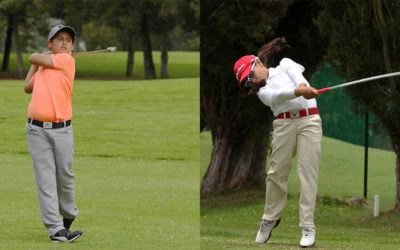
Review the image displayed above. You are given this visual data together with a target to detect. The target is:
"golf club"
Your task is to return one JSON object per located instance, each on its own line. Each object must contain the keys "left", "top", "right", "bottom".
{"left": 72, "top": 46, "right": 117, "bottom": 56}
{"left": 317, "top": 71, "right": 400, "bottom": 94}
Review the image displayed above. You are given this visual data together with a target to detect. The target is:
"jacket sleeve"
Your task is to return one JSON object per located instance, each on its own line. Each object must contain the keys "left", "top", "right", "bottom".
{"left": 257, "top": 87, "right": 297, "bottom": 107}
{"left": 279, "top": 58, "right": 309, "bottom": 86}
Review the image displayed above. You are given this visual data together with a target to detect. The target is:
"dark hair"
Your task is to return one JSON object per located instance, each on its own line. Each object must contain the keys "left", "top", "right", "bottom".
{"left": 257, "top": 37, "right": 291, "bottom": 67}
{"left": 239, "top": 79, "right": 251, "bottom": 92}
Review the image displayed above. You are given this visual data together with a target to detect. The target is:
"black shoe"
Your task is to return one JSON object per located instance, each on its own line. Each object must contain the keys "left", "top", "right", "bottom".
{"left": 50, "top": 229, "right": 83, "bottom": 243}
{"left": 63, "top": 218, "right": 74, "bottom": 230}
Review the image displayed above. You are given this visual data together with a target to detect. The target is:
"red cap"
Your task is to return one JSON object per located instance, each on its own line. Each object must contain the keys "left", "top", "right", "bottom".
{"left": 233, "top": 55, "right": 258, "bottom": 83}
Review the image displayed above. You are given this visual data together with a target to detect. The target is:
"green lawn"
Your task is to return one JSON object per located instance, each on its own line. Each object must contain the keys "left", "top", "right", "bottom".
{"left": 201, "top": 131, "right": 400, "bottom": 249}
{"left": 0, "top": 78, "right": 199, "bottom": 250}
{"left": 0, "top": 51, "right": 199, "bottom": 79}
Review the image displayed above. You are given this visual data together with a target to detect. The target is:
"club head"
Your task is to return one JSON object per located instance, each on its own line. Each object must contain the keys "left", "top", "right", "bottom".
{"left": 106, "top": 47, "right": 117, "bottom": 52}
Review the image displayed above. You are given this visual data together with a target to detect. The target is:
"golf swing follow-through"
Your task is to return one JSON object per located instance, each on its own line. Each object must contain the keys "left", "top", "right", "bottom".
{"left": 24, "top": 25, "right": 117, "bottom": 243}
{"left": 234, "top": 37, "right": 321, "bottom": 248}
{"left": 233, "top": 37, "right": 400, "bottom": 248}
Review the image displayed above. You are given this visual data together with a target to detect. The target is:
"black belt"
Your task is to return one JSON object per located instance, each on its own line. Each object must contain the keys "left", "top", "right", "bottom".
{"left": 28, "top": 118, "right": 71, "bottom": 129}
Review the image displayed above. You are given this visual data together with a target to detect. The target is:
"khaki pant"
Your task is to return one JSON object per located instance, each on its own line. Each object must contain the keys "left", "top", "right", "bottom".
{"left": 262, "top": 114, "right": 322, "bottom": 228}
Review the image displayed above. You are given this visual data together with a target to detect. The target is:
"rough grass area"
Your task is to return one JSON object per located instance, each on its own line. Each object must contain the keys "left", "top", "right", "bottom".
{"left": 0, "top": 78, "right": 199, "bottom": 250}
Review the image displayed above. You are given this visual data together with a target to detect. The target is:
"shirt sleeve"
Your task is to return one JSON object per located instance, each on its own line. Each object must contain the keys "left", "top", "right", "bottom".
{"left": 257, "top": 86, "right": 297, "bottom": 107}
{"left": 279, "top": 58, "right": 309, "bottom": 86}
{"left": 51, "top": 53, "right": 74, "bottom": 72}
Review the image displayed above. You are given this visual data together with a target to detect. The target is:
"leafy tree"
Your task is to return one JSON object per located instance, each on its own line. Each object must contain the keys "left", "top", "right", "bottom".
{"left": 0, "top": 0, "right": 44, "bottom": 75}
{"left": 317, "top": 0, "right": 400, "bottom": 210}
{"left": 200, "top": 0, "right": 289, "bottom": 197}
{"left": 38, "top": 0, "right": 142, "bottom": 77}
{"left": 102, "top": 0, "right": 141, "bottom": 77}
{"left": 148, "top": 0, "right": 199, "bottom": 78}
{"left": 98, "top": 0, "right": 156, "bottom": 78}
{"left": 36, "top": 0, "right": 102, "bottom": 36}
{"left": 81, "top": 21, "right": 120, "bottom": 51}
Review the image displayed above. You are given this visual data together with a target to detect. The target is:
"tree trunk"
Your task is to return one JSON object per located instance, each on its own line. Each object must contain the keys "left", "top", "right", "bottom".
{"left": 140, "top": 13, "right": 156, "bottom": 79}
{"left": 395, "top": 151, "right": 400, "bottom": 210}
{"left": 390, "top": 135, "right": 400, "bottom": 211}
{"left": 13, "top": 23, "right": 24, "bottom": 78}
{"left": 201, "top": 124, "right": 233, "bottom": 196}
{"left": 125, "top": 32, "right": 134, "bottom": 77}
{"left": 201, "top": 120, "right": 271, "bottom": 198}
{"left": 1, "top": 14, "right": 14, "bottom": 72}
{"left": 373, "top": 0, "right": 395, "bottom": 88}
{"left": 160, "top": 32, "right": 169, "bottom": 78}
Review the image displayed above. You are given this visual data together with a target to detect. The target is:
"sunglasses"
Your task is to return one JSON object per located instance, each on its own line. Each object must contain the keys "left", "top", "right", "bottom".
{"left": 244, "top": 59, "right": 259, "bottom": 88}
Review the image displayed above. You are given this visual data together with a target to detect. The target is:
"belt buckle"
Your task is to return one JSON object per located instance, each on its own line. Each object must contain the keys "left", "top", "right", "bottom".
{"left": 43, "top": 122, "right": 52, "bottom": 129}
{"left": 290, "top": 111, "right": 299, "bottom": 119}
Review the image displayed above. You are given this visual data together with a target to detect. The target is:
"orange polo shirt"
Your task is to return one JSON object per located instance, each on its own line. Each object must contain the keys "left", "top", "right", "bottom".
{"left": 28, "top": 53, "right": 75, "bottom": 122}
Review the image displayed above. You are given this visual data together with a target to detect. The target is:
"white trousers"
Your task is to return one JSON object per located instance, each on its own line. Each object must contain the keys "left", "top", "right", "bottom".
{"left": 262, "top": 114, "right": 322, "bottom": 228}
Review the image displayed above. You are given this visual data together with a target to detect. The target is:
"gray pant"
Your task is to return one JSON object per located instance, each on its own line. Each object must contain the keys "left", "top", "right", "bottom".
{"left": 27, "top": 123, "right": 78, "bottom": 236}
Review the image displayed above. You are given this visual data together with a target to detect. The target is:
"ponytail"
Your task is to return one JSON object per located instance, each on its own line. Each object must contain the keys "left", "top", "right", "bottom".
{"left": 257, "top": 37, "right": 291, "bottom": 67}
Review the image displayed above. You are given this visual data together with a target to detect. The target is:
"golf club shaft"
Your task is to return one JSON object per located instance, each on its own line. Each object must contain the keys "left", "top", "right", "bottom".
{"left": 317, "top": 71, "right": 400, "bottom": 94}
{"left": 73, "top": 49, "right": 111, "bottom": 55}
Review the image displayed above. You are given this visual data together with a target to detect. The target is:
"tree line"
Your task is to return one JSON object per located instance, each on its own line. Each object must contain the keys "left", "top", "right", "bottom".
{"left": 0, "top": 0, "right": 199, "bottom": 79}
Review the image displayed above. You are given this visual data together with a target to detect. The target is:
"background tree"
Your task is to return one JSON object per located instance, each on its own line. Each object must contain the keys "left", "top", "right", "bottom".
{"left": 1, "top": 0, "right": 199, "bottom": 79}
{"left": 200, "top": 0, "right": 289, "bottom": 198}
{"left": 147, "top": 0, "right": 199, "bottom": 78}
{"left": 317, "top": 0, "right": 400, "bottom": 210}
{"left": 69, "top": 0, "right": 155, "bottom": 79}
{"left": 104, "top": 0, "right": 141, "bottom": 77}
{"left": 37, "top": 0, "right": 101, "bottom": 38}
{"left": 139, "top": 0, "right": 156, "bottom": 79}
{"left": 150, "top": 0, "right": 179, "bottom": 79}
{"left": 0, "top": 0, "right": 19, "bottom": 72}
{"left": 200, "top": 0, "right": 327, "bottom": 198}
{"left": 38, "top": 0, "right": 142, "bottom": 78}
{"left": 0, "top": 0, "right": 43, "bottom": 75}
{"left": 81, "top": 21, "right": 120, "bottom": 51}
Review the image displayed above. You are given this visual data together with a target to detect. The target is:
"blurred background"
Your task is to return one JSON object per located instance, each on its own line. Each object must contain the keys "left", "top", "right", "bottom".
{"left": 0, "top": 0, "right": 199, "bottom": 79}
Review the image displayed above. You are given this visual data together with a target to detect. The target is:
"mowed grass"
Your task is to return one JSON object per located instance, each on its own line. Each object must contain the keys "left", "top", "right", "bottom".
{"left": 0, "top": 78, "right": 199, "bottom": 250}
{"left": 200, "top": 131, "right": 400, "bottom": 249}
{"left": 0, "top": 51, "right": 199, "bottom": 79}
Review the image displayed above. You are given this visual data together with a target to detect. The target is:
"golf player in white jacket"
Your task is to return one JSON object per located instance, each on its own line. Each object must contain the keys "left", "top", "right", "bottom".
{"left": 233, "top": 38, "right": 322, "bottom": 248}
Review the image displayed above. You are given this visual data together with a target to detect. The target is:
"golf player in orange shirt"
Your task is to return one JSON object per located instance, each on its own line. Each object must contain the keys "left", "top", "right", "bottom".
{"left": 24, "top": 25, "right": 82, "bottom": 243}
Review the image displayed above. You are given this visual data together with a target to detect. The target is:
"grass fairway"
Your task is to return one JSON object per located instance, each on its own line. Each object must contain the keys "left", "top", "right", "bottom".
{"left": 201, "top": 132, "right": 400, "bottom": 249}
{"left": 0, "top": 78, "right": 199, "bottom": 250}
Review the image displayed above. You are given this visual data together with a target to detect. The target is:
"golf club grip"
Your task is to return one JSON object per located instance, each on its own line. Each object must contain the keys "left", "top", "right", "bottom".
{"left": 317, "top": 88, "right": 330, "bottom": 94}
